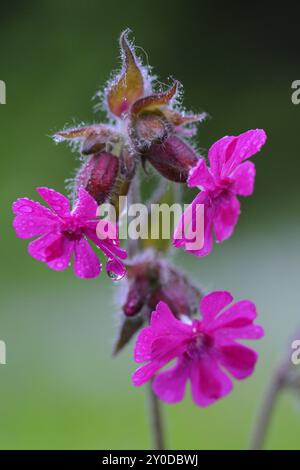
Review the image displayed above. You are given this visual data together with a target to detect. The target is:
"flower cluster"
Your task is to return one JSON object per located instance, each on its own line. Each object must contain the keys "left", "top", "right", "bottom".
{"left": 12, "top": 30, "right": 266, "bottom": 408}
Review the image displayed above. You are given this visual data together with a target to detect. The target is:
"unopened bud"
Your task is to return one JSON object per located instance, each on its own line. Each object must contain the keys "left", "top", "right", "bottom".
{"left": 130, "top": 110, "right": 171, "bottom": 150}
{"left": 144, "top": 136, "right": 198, "bottom": 183}
{"left": 76, "top": 152, "right": 119, "bottom": 205}
{"left": 122, "top": 251, "right": 202, "bottom": 320}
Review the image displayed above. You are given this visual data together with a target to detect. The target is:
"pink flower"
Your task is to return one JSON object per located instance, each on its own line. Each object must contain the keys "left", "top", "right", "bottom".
{"left": 132, "top": 291, "right": 264, "bottom": 407}
{"left": 12, "top": 187, "right": 127, "bottom": 279}
{"left": 173, "top": 129, "right": 267, "bottom": 256}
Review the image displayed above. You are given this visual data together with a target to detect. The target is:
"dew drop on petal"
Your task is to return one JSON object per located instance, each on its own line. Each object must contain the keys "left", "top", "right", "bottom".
{"left": 19, "top": 205, "right": 33, "bottom": 214}
{"left": 106, "top": 270, "right": 125, "bottom": 281}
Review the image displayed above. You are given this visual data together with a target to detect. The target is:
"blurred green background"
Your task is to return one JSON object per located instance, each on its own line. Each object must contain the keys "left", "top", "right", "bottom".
{"left": 0, "top": 0, "right": 300, "bottom": 449}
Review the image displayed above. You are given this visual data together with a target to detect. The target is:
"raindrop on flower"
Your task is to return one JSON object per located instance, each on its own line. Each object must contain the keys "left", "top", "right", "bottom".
{"left": 106, "top": 270, "right": 125, "bottom": 282}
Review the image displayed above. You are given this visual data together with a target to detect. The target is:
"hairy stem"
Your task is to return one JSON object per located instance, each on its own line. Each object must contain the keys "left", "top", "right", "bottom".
{"left": 249, "top": 372, "right": 283, "bottom": 449}
{"left": 249, "top": 352, "right": 292, "bottom": 450}
{"left": 126, "top": 173, "right": 142, "bottom": 258}
{"left": 148, "top": 381, "right": 166, "bottom": 450}
{"left": 127, "top": 170, "right": 167, "bottom": 450}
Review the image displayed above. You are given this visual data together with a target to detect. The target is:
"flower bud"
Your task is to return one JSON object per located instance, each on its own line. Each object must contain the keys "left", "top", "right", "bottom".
{"left": 109, "top": 148, "right": 136, "bottom": 216}
{"left": 144, "top": 136, "right": 199, "bottom": 183}
{"left": 113, "top": 251, "right": 202, "bottom": 354}
{"left": 125, "top": 254, "right": 202, "bottom": 319}
{"left": 129, "top": 110, "right": 172, "bottom": 150}
{"left": 76, "top": 152, "right": 119, "bottom": 205}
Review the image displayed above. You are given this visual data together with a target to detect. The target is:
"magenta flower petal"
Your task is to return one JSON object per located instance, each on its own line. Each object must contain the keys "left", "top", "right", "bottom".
{"left": 152, "top": 358, "right": 189, "bottom": 404}
{"left": 12, "top": 198, "right": 58, "bottom": 239}
{"left": 132, "top": 361, "right": 163, "bottom": 387}
{"left": 200, "top": 291, "right": 233, "bottom": 325}
{"left": 232, "top": 161, "right": 256, "bottom": 196}
{"left": 47, "top": 238, "right": 74, "bottom": 271}
{"left": 208, "top": 299, "right": 257, "bottom": 332}
{"left": 188, "top": 158, "right": 215, "bottom": 190}
{"left": 99, "top": 240, "right": 128, "bottom": 261}
{"left": 73, "top": 187, "right": 98, "bottom": 219}
{"left": 12, "top": 197, "right": 57, "bottom": 220}
{"left": 190, "top": 356, "right": 233, "bottom": 407}
{"left": 223, "top": 129, "right": 267, "bottom": 176}
{"left": 220, "top": 344, "right": 258, "bottom": 380}
{"left": 213, "top": 195, "right": 240, "bottom": 242}
{"left": 173, "top": 191, "right": 213, "bottom": 257}
{"left": 13, "top": 215, "right": 57, "bottom": 240}
{"left": 134, "top": 327, "right": 154, "bottom": 363}
{"left": 150, "top": 301, "right": 191, "bottom": 337}
{"left": 28, "top": 232, "right": 63, "bottom": 262}
{"left": 208, "top": 135, "right": 237, "bottom": 178}
{"left": 105, "top": 257, "right": 126, "bottom": 280}
{"left": 73, "top": 237, "right": 101, "bottom": 279}
{"left": 36, "top": 187, "right": 71, "bottom": 218}
{"left": 215, "top": 324, "right": 264, "bottom": 341}
{"left": 87, "top": 229, "right": 127, "bottom": 280}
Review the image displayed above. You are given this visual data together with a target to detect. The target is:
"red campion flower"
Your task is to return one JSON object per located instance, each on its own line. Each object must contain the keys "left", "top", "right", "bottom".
{"left": 53, "top": 29, "right": 206, "bottom": 204}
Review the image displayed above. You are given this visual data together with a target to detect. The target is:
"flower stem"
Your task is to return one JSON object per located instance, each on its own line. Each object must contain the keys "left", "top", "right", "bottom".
{"left": 249, "top": 351, "right": 292, "bottom": 450}
{"left": 249, "top": 371, "right": 283, "bottom": 450}
{"left": 127, "top": 171, "right": 167, "bottom": 450}
{"left": 148, "top": 381, "right": 166, "bottom": 450}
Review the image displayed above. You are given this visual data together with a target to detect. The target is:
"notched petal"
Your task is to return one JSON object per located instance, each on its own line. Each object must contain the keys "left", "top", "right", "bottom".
{"left": 106, "top": 29, "right": 144, "bottom": 117}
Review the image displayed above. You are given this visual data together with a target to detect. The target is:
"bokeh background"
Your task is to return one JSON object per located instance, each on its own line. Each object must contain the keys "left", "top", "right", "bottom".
{"left": 0, "top": 0, "right": 300, "bottom": 449}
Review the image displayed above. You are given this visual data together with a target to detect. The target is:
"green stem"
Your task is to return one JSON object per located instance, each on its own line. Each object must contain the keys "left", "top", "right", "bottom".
{"left": 249, "top": 371, "right": 283, "bottom": 450}
{"left": 148, "top": 381, "right": 166, "bottom": 450}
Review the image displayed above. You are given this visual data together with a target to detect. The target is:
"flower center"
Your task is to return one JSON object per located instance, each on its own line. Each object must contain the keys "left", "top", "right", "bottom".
{"left": 61, "top": 218, "right": 84, "bottom": 241}
{"left": 185, "top": 324, "right": 214, "bottom": 359}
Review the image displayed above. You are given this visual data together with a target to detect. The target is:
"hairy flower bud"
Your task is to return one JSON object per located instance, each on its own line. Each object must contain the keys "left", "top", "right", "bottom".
{"left": 113, "top": 250, "right": 202, "bottom": 354}
{"left": 129, "top": 110, "right": 171, "bottom": 149}
{"left": 144, "top": 136, "right": 199, "bottom": 182}
{"left": 76, "top": 152, "right": 119, "bottom": 205}
{"left": 54, "top": 31, "right": 206, "bottom": 192}
{"left": 110, "top": 149, "right": 136, "bottom": 216}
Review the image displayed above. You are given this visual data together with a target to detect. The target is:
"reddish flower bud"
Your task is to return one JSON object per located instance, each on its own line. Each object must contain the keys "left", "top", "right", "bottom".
{"left": 109, "top": 148, "right": 136, "bottom": 215}
{"left": 122, "top": 251, "right": 202, "bottom": 319}
{"left": 144, "top": 136, "right": 199, "bottom": 183}
{"left": 129, "top": 110, "right": 172, "bottom": 149}
{"left": 113, "top": 251, "right": 203, "bottom": 354}
{"left": 53, "top": 31, "right": 207, "bottom": 196}
{"left": 76, "top": 152, "right": 119, "bottom": 205}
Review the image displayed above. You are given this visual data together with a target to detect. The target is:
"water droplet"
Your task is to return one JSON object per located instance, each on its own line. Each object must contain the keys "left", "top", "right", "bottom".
{"left": 19, "top": 205, "right": 33, "bottom": 214}
{"left": 106, "top": 270, "right": 124, "bottom": 281}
